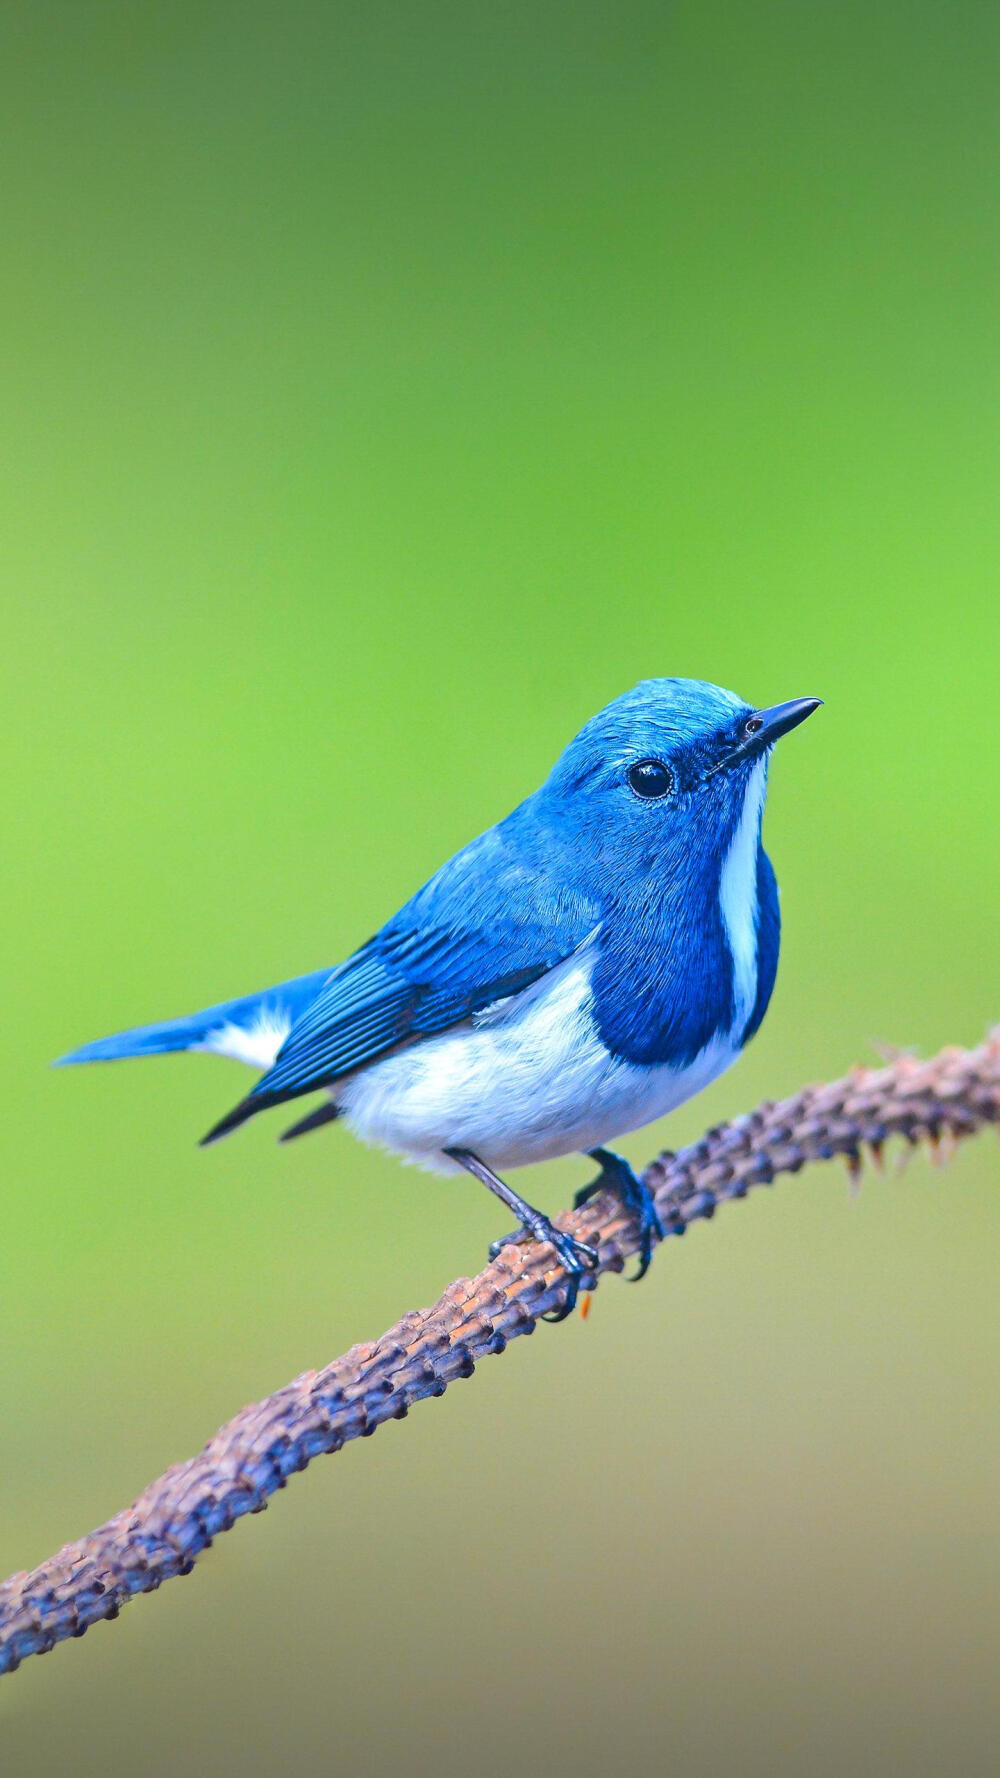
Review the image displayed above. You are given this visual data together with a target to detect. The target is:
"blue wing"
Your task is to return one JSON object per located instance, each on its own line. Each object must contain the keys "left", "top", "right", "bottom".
{"left": 201, "top": 821, "right": 597, "bottom": 1143}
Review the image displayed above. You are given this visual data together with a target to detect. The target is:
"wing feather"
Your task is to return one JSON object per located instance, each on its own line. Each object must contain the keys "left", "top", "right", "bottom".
{"left": 200, "top": 819, "right": 596, "bottom": 1144}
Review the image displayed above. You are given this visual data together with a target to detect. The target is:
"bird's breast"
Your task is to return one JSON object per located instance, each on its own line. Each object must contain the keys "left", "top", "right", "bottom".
{"left": 335, "top": 944, "right": 743, "bottom": 1172}
{"left": 591, "top": 759, "right": 769, "bottom": 1068}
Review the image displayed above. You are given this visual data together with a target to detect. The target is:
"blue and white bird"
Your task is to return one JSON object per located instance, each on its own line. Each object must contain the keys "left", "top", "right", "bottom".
{"left": 59, "top": 679, "right": 820, "bottom": 1317}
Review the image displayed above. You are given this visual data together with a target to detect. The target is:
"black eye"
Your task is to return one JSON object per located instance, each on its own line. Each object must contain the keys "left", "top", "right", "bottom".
{"left": 626, "top": 758, "right": 674, "bottom": 800}
{"left": 744, "top": 715, "right": 763, "bottom": 736}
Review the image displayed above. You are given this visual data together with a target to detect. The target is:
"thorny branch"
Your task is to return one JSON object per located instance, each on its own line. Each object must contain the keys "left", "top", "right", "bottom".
{"left": 2, "top": 1037, "right": 998, "bottom": 1678}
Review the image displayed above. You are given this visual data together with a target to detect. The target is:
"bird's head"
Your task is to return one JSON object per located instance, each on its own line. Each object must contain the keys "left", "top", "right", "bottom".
{"left": 538, "top": 678, "right": 821, "bottom": 881}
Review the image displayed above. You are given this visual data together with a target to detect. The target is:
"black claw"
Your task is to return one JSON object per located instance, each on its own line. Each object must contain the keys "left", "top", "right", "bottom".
{"left": 541, "top": 1273, "right": 580, "bottom": 1323}
{"left": 538, "top": 1224, "right": 597, "bottom": 1321}
{"left": 488, "top": 1219, "right": 596, "bottom": 1322}
{"left": 448, "top": 1147, "right": 598, "bottom": 1323}
{"left": 547, "top": 1227, "right": 599, "bottom": 1272}
{"left": 580, "top": 1149, "right": 664, "bottom": 1282}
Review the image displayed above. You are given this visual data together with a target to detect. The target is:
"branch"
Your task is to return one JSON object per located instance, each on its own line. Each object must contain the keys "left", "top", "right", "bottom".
{"left": 3, "top": 1037, "right": 999, "bottom": 1677}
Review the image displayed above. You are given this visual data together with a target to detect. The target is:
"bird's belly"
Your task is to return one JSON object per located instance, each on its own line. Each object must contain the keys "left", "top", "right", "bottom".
{"left": 334, "top": 955, "right": 741, "bottom": 1174}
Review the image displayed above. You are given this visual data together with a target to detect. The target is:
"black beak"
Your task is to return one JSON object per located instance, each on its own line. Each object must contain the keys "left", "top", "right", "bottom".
{"left": 720, "top": 696, "right": 822, "bottom": 769}
{"left": 750, "top": 696, "right": 823, "bottom": 748}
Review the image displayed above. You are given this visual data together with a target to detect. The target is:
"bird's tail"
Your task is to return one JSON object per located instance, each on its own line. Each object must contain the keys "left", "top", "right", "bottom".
{"left": 55, "top": 967, "right": 333, "bottom": 1073}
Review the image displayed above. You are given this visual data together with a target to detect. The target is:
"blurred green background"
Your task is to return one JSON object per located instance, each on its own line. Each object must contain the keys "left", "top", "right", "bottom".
{"left": 2, "top": 1, "right": 998, "bottom": 1771}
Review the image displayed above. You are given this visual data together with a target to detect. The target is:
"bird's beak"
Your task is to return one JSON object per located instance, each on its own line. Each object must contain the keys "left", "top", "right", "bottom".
{"left": 719, "top": 696, "right": 823, "bottom": 770}
{"left": 750, "top": 697, "right": 823, "bottom": 749}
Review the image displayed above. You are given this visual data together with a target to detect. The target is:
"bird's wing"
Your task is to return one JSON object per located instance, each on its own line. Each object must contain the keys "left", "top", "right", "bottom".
{"left": 201, "top": 823, "right": 597, "bottom": 1142}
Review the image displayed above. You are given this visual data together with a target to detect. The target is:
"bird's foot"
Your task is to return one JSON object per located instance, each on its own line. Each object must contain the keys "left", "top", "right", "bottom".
{"left": 489, "top": 1217, "right": 598, "bottom": 1323}
{"left": 574, "top": 1148, "right": 664, "bottom": 1282}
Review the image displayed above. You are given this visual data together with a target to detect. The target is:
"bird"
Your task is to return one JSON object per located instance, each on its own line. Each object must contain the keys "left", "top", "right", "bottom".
{"left": 58, "top": 679, "right": 820, "bottom": 1319}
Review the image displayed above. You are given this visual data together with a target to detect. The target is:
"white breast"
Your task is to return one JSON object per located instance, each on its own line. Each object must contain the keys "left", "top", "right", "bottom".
{"left": 334, "top": 943, "right": 742, "bottom": 1175}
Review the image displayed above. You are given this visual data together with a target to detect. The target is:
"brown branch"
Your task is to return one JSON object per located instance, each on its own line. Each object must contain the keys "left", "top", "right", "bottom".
{"left": 3, "top": 1037, "right": 999, "bottom": 1677}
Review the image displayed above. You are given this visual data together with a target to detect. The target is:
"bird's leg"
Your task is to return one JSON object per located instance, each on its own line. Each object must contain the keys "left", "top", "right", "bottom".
{"left": 444, "top": 1146, "right": 598, "bottom": 1323}
{"left": 574, "top": 1147, "right": 664, "bottom": 1282}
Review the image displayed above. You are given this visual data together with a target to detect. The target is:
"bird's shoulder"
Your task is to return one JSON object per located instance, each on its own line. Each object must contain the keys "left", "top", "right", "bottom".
{"left": 253, "top": 813, "right": 599, "bottom": 1098}
{"left": 381, "top": 815, "right": 596, "bottom": 987}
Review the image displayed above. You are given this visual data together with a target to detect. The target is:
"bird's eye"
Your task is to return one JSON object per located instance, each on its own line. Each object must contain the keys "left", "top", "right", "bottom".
{"left": 744, "top": 715, "right": 763, "bottom": 736}
{"left": 626, "top": 758, "right": 674, "bottom": 800}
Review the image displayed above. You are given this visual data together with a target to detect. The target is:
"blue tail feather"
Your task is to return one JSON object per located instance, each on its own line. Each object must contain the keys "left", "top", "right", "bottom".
{"left": 55, "top": 968, "right": 332, "bottom": 1067}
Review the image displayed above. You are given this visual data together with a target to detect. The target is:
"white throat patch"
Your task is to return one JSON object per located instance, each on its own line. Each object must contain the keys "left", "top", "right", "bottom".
{"left": 718, "top": 757, "right": 766, "bottom": 1040}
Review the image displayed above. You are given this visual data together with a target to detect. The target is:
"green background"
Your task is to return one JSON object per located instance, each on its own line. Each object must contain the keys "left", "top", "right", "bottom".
{"left": 2, "top": 2, "right": 998, "bottom": 1771}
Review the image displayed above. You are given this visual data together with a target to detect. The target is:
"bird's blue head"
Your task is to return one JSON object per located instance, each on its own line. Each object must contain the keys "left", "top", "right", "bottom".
{"left": 538, "top": 678, "right": 820, "bottom": 878}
